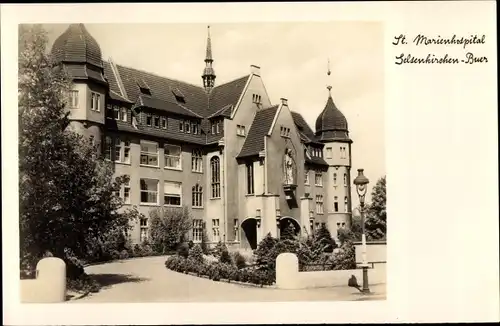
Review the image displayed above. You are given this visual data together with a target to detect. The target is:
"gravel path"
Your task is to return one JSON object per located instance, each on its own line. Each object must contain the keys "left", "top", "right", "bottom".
{"left": 74, "top": 256, "right": 386, "bottom": 303}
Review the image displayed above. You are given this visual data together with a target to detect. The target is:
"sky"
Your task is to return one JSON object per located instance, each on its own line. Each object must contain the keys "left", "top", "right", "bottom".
{"left": 44, "top": 22, "right": 385, "bottom": 208}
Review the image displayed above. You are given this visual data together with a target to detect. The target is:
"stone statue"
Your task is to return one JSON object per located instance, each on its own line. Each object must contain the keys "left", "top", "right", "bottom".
{"left": 284, "top": 148, "right": 294, "bottom": 184}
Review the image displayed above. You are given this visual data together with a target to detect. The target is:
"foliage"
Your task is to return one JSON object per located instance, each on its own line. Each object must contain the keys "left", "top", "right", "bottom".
{"left": 311, "top": 224, "right": 337, "bottom": 253}
{"left": 280, "top": 221, "right": 298, "bottom": 240}
{"left": 189, "top": 244, "right": 204, "bottom": 264}
{"left": 213, "top": 241, "right": 228, "bottom": 258}
{"left": 219, "top": 249, "right": 232, "bottom": 265}
{"left": 254, "top": 233, "right": 279, "bottom": 265}
{"left": 18, "top": 25, "right": 138, "bottom": 274}
{"left": 364, "top": 176, "right": 387, "bottom": 240}
{"left": 349, "top": 213, "right": 363, "bottom": 242}
{"left": 331, "top": 240, "right": 356, "bottom": 270}
{"left": 200, "top": 229, "right": 210, "bottom": 255}
{"left": 165, "top": 255, "right": 275, "bottom": 286}
{"left": 177, "top": 242, "right": 190, "bottom": 259}
{"left": 149, "top": 206, "right": 193, "bottom": 253}
{"left": 231, "top": 251, "right": 247, "bottom": 269}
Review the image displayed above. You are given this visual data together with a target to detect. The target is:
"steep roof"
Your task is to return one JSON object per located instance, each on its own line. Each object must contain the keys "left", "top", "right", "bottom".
{"left": 51, "top": 24, "right": 103, "bottom": 68}
{"left": 237, "top": 105, "right": 279, "bottom": 158}
{"left": 291, "top": 111, "right": 323, "bottom": 145}
{"left": 315, "top": 94, "right": 350, "bottom": 142}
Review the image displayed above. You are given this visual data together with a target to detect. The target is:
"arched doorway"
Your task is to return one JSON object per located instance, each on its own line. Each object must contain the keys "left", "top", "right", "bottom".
{"left": 241, "top": 218, "right": 258, "bottom": 250}
{"left": 279, "top": 217, "right": 301, "bottom": 240}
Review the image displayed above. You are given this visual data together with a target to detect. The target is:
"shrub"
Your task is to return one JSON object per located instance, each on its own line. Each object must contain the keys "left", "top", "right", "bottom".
{"left": 177, "top": 242, "right": 190, "bottom": 259}
{"left": 149, "top": 206, "right": 193, "bottom": 252}
{"left": 213, "top": 241, "right": 228, "bottom": 258}
{"left": 110, "top": 250, "right": 121, "bottom": 260}
{"left": 66, "top": 273, "right": 101, "bottom": 293}
{"left": 331, "top": 240, "right": 356, "bottom": 270}
{"left": 232, "top": 251, "right": 247, "bottom": 269}
{"left": 254, "top": 233, "right": 279, "bottom": 265}
{"left": 189, "top": 244, "right": 204, "bottom": 264}
{"left": 312, "top": 224, "right": 337, "bottom": 253}
{"left": 200, "top": 230, "right": 210, "bottom": 255}
{"left": 219, "top": 249, "right": 232, "bottom": 265}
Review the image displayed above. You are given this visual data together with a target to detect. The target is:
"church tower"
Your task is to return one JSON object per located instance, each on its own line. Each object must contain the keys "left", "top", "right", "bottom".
{"left": 202, "top": 25, "right": 216, "bottom": 93}
{"left": 315, "top": 60, "right": 353, "bottom": 240}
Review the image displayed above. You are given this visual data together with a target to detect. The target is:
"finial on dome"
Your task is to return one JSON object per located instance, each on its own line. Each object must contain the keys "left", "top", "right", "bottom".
{"left": 327, "top": 85, "right": 332, "bottom": 94}
{"left": 327, "top": 58, "right": 331, "bottom": 76}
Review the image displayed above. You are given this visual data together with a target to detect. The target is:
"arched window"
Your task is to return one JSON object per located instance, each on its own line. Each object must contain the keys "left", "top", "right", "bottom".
{"left": 334, "top": 196, "right": 339, "bottom": 212}
{"left": 343, "top": 173, "right": 347, "bottom": 186}
{"left": 192, "top": 149, "right": 203, "bottom": 172}
{"left": 344, "top": 196, "right": 349, "bottom": 213}
{"left": 333, "top": 173, "right": 337, "bottom": 185}
{"left": 210, "top": 156, "right": 220, "bottom": 198}
{"left": 192, "top": 184, "right": 203, "bottom": 207}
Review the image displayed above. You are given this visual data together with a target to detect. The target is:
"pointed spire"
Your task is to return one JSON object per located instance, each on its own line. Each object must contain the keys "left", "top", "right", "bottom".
{"left": 205, "top": 25, "right": 213, "bottom": 62}
{"left": 202, "top": 25, "right": 216, "bottom": 93}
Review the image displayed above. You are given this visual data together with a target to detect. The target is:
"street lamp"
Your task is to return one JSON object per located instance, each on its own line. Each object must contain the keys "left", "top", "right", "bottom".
{"left": 353, "top": 168, "right": 370, "bottom": 294}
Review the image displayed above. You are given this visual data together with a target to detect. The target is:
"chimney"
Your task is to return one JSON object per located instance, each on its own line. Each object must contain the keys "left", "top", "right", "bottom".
{"left": 250, "top": 65, "right": 261, "bottom": 76}
{"left": 280, "top": 98, "right": 288, "bottom": 106}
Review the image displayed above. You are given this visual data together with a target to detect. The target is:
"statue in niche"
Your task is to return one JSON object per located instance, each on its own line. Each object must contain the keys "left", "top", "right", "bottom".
{"left": 284, "top": 148, "right": 295, "bottom": 185}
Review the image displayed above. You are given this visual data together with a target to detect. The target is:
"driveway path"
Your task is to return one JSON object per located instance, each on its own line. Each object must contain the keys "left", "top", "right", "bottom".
{"left": 74, "top": 256, "right": 386, "bottom": 303}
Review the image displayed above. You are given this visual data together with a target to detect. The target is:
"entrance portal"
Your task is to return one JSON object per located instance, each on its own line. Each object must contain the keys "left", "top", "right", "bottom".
{"left": 241, "top": 218, "right": 258, "bottom": 250}
{"left": 279, "top": 217, "right": 301, "bottom": 240}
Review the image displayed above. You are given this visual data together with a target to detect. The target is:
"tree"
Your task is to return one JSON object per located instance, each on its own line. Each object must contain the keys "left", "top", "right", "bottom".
{"left": 200, "top": 226, "right": 210, "bottom": 255}
{"left": 149, "top": 206, "right": 193, "bottom": 252}
{"left": 254, "top": 233, "right": 278, "bottom": 266}
{"left": 364, "top": 176, "right": 387, "bottom": 240}
{"left": 311, "top": 224, "right": 337, "bottom": 253}
{"left": 18, "top": 25, "right": 139, "bottom": 273}
{"left": 280, "top": 221, "right": 297, "bottom": 240}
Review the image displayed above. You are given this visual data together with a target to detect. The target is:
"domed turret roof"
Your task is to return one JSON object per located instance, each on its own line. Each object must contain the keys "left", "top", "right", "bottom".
{"left": 315, "top": 90, "right": 351, "bottom": 142}
{"left": 51, "top": 24, "right": 103, "bottom": 68}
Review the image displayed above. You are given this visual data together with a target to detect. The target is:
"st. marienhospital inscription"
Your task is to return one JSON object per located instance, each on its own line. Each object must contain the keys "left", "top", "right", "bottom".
{"left": 393, "top": 34, "right": 488, "bottom": 65}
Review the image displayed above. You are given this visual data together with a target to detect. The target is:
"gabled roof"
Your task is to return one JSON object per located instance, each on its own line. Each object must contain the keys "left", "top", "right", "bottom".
{"left": 291, "top": 111, "right": 323, "bottom": 145}
{"left": 237, "top": 105, "right": 279, "bottom": 158}
{"left": 208, "top": 75, "right": 250, "bottom": 117}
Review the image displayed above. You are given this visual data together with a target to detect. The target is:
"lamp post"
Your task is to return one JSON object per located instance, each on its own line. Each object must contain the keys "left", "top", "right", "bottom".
{"left": 353, "top": 168, "right": 370, "bottom": 294}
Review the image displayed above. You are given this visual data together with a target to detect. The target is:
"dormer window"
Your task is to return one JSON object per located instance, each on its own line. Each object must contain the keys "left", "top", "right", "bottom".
{"left": 137, "top": 79, "right": 151, "bottom": 96}
{"left": 153, "top": 116, "right": 160, "bottom": 128}
{"left": 120, "top": 108, "right": 127, "bottom": 122}
{"left": 161, "top": 117, "right": 167, "bottom": 129}
{"left": 179, "top": 120, "right": 184, "bottom": 132}
{"left": 172, "top": 88, "right": 185, "bottom": 104}
{"left": 113, "top": 106, "right": 119, "bottom": 120}
{"left": 185, "top": 121, "right": 191, "bottom": 133}
{"left": 146, "top": 114, "right": 152, "bottom": 126}
{"left": 192, "top": 123, "right": 200, "bottom": 135}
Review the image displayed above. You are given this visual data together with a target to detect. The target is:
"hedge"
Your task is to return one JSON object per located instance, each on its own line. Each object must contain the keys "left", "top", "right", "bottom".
{"left": 165, "top": 255, "right": 275, "bottom": 287}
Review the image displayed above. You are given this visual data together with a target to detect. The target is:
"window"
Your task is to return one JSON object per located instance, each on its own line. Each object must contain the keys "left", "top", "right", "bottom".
{"left": 179, "top": 120, "right": 184, "bottom": 132}
{"left": 280, "top": 126, "right": 291, "bottom": 137}
{"left": 315, "top": 222, "right": 320, "bottom": 229}
{"left": 252, "top": 94, "right": 262, "bottom": 104}
{"left": 304, "top": 169, "right": 310, "bottom": 185}
{"left": 193, "top": 219, "right": 203, "bottom": 243}
{"left": 161, "top": 117, "right": 167, "bottom": 129}
{"left": 68, "top": 90, "right": 79, "bottom": 108}
{"left": 164, "top": 144, "right": 182, "bottom": 169}
{"left": 123, "top": 139, "right": 131, "bottom": 163}
{"left": 211, "top": 122, "right": 215, "bottom": 134}
{"left": 192, "top": 149, "right": 203, "bottom": 172}
{"left": 90, "top": 92, "right": 100, "bottom": 111}
{"left": 185, "top": 121, "right": 191, "bottom": 133}
{"left": 123, "top": 176, "right": 131, "bottom": 204}
{"left": 140, "top": 140, "right": 158, "bottom": 166}
{"left": 106, "top": 104, "right": 113, "bottom": 118}
{"left": 344, "top": 196, "right": 349, "bottom": 213}
{"left": 333, "top": 173, "right": 337, "bottom": 185}
{"left": 212, "top": 219, "right": 220, "bottom": 242}
{"left": 146, "top": 114, "right": 152, "bottom": 126}
{"left": 334, "top": 196, "right": 339, "bottom": 212}
{"left": 315, "top": 171, "right": 323, "bottom": 186}
{"left": 114, "top": 137, "right": 122, "bottom": 162}
{"left": 344, "top": 173, "right": 347, "bottom": 186}
{"left": 192, "top": 184, "right": 203, "bottom": 207}
{"left": 120, "top": 108, "right": 127, "bottom": 122}
{"left": 154, "top": 116, "right": 160, "bottom": 128}
{"left": 340, "top": 146, "right": 347, "bottom": 159}
{"left": 216, "top": 121, "right": 220, "bottom": 134}
{"left": 140, "top": 178, "right": 158, "bottom": 204}
{"left": 326, "top": 147, "right": 332, "bottom": 159}
{"left": 234, "top": 219, "right": 239, "bottom": 241}
{"left": 104, "top": 136, "right": 112, "bottom": 160}
{"left": 237, "top": 125, "right": 246, "bottom": 136}
{"left": 310, "top": 219, "right": 314, "bottom": 233}
{"left": 211, "top": 156, "right": 221, "bottom": 198}
{"left": 164, "top": 181, "right": 182, "bottom": 206}
{"left": 140, "top": 218, "right": 149, "bottom": 242}
{"left": 192, "top": 123, "right": 200, "bottom": 135}
{"left": 111, "top": 106, "right": 118, "bottom": 120}
{"left": 246, "top": 162, "right": 254, "bottom": 195}
{"left": 316, "top": 195, "right": 324, "bottom": 214}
